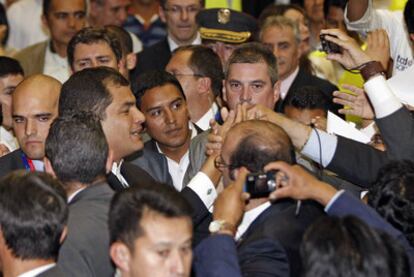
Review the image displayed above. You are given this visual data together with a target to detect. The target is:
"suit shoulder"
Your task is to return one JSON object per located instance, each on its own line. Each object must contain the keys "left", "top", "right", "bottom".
{"left": 0, "top": 149, "right": 24, "bottom": 178}
{"left": 13, "top": 41, "right": 47, "bottom": 60}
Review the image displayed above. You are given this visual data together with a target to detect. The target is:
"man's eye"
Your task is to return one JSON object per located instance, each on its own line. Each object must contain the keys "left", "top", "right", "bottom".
{"left": 55, "top": 13, "right": 68, "bottom": 19}
{"left": 230, "top": 83, "right": 241, "bottom": 90}
{"left": 74, "top": 12, "right": 86, "bottom": 19}
{"left": 150, "top": 110, "right": 161, "bottom": 117}
{"left": 4, "top": 88, "right": 14, "bottom": 95}
{"left": 157, "top": 249, "right": 170, "bottom": 258}
{"left": 172, "top": 101, "right": 182, "bottom": 110}
{"left": 39, "top": 116, "right": 50, "bottom": 122}
{"left": 13, "top": 118, "right": 24, "bottom": 124}
{"left": 98, "top": 58, "right": 110, "bottom": 64}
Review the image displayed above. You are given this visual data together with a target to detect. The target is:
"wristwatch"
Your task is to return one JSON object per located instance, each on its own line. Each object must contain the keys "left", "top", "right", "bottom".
{"left": 208, "top": 220, "right": 235, "bottom": 235}
{"left": 359, "top": 61, "right": 386, "bottom": 81}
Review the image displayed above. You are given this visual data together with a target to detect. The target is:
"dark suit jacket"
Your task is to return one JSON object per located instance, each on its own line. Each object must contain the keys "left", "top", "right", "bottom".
{"left": 107, "top": 161, "right": 158, "bottom": 191}
{"left": 0, "top": 149, "right": 27, "bottom": 178}
{"left": 275, "top": 67, "right": 342, "bottom": 116}
{"left": 242, "top": 0, "right": 273, "bottom": 18}
{"left": 194, "top": 200, "right": 324, "bottom": 277}
{"left": 327, "top": 191, "right": 414, "bottom": 277}
{"left": 237, "top": 200, "right": 324, "bottom": 277}
{"left": 327, "top": 107, "right": 414, "bottom": 187}
{"left": 130, "top": 38, "right": 171, "bottom": 92}
{"left": 57, "top": 182, "right": 115, "bottom": 277}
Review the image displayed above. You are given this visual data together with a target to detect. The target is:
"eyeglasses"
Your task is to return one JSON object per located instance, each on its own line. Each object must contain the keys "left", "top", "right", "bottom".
{"left": 214, "top": 155, "right": 232, "bottom": 171}
{"left": 163, "top": 5, "right": 201, "bottom": 16}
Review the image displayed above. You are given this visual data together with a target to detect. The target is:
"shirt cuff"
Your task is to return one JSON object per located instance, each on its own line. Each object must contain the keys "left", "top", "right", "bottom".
{"left": 364, "top": 75, "right": 403, "bottom": 118}
{"left": 186, "top": 171, "right": 218, "bottom": 210}
{"left": 324, "top": 190, "right": 345, "bottom": 212}
{"left": 301, "top": 129, "right": 338, "bottom": 167}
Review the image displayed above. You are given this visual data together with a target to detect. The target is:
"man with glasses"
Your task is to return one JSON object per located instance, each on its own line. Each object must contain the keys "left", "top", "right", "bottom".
{"left": 130, "top": 0, "right": 203, "bottom": 80}
{"left": 166, "top": 45, "right": 223, "bottom": 131}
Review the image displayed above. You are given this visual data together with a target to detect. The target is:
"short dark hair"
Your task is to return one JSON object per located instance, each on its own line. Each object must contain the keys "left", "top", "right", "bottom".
{"left": 0, "top": 56, "right": 24, "bottom": 78}
{"left": 229, "top": 120, "right": 295, "bottom": 173}
{"left": 0, "top": 3, "right": 9, "bottom": 46}
{"left": 301, "top": 216, "right": 409, "bottom": 277}
{"left": 173, "top": 45, "right": 224, "bottom": 97}
{"left": 283, "top": 86, "right": 330, "bottom": 113}
{"left": 67, "top": 27, "right": 123, "bottom": 70}
{"left": 404, "top": 0, "right": 414, "bottom": 34}
{"left": 106, "top": 25, "right": 133, "bottom": 55}
{"left": 0, "top": 171, "right": 68, "bottom": 260}
{"left": 109, "top": 182, "right": 192, "bottom": 250}
{"left": 159, "top": 0, "right": 205, "bottom": 9}
{"left": 43, "top": 0, "right": 86, "bottom": 16}
{"left": 368, "top": 160, "right": 414, "bottom": 245}
{"left": 46, "top": 113, "right": 108, "bottom": 184}
{"left": 225, "top": 42, "right": 278, "bottom": 86}
{"left": 135, "top": 70, "right": 186, "bottom": 108}
{"left": 60, "top": 67, "right": 129, "bottom": 120}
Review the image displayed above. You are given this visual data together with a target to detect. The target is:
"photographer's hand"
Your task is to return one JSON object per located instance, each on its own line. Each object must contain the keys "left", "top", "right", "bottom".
{"left": 320, "top": 29, "right": 372, "bottom": 69}
{"left": 264, "top": 162, "right": 337, "bottom": 207}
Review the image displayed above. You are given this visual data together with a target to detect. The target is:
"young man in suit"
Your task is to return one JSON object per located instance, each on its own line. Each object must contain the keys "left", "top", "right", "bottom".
{"left": 131, "top": 70, "right": 201, "bottom": 190}
{"left": 0, "top": 74, "right": 61, "bottom": 178}
{"left": 44, "top": 113, "right": 115, "bottom": 276}
{"left": 0, "top": 171, "right": 68, "bottom": 277}
{"left": 13, "top": 0, "right": 87, "bottom": 83}
{"left": 59, "top": 67, "right": 156, "bottom": 191}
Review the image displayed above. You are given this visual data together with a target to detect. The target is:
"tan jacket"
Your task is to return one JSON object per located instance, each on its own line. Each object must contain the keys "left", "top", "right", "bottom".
{"left": 13, "top": 40, "right": 48, "bottom": 77}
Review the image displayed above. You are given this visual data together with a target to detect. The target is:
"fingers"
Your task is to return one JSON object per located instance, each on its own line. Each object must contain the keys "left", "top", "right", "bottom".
{"left": 341, "top": 84, "right": 364, "bottom": 95}
{"left": 333, "top": 97, "right": 355, "bottom": 107}
{"left": 233, "top": 167, "right": 249, "bottom": 193}
{"left": 220, "top": 107, "right": 229, "bottom": 122}
{"left": 264, "top": 161, "right": 292, "bottom": 176}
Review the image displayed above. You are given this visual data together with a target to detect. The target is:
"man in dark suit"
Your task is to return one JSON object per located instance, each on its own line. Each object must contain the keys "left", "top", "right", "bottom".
{"left": 0, "top": 74, "right": 61, "bottom": 178}
{"left": 0, "top": 171, "right": 68, "bottom": 277}
{"left": 259, "top": 15, "right": 341, "bottom": 114}
{"left": 130, "top": 0, "right": 203, "bottom": 81}
{"left": 196, "top": 120, "right": 324, "bottom": 276}
{"left": 44, "top": 113, "right": 115, "bottom": 276}
{"left": 59, "top": 67, "right": 157, "bottom": 191}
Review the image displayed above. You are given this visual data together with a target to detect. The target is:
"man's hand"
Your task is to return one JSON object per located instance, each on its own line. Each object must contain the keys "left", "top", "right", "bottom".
{"left": 320, "top": 29, "right": 372, "bottom": 69}
{"left": 0, "top": 143, "right": 10, "bottom": 157}
{"left": 264, "top": 161, "right": 337, "bottom": 207}
{"left": 365, "top": 29, "right": 391, "bottom": 71}
{"left": 213, "top": 168, "right": 250, "bottom": 236}
{"left": 333, "top": 84, "right": 375, "bottom": 120}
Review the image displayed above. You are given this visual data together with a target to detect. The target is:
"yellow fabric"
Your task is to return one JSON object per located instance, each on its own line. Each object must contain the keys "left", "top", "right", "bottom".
{"left": 205, "top": 0, "right": 242, "bottom": 11}
{"left": 388, "top": 0, "right": 408, "bottom": 11}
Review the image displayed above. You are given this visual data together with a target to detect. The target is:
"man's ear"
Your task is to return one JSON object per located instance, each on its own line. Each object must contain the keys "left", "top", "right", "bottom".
{"left": 110, "top": 242, "right": 131, "bottom": 273}
{"left": 222, "top": 79, "right": 228, "bottom": 103}
{"left": 272, "top": 80, "right": 281, "bottom": 106}
{"left": 60, "top": 226, "right": 68, "bottom": 245}
{"left": 159, "top": 5, "right": 167, "bottom": 23}
{"left": 106, "top": 149, "right": 114, "bottom": 174}
{"left": 126, "top": 53, "right": 137, "bottom": 70}
{"left": 410, "top": 33, "right": 414, "bottom": 44}
{"left": 44, "top": 157, "right": 57, "bottom": 178}
{"left": 41, "top": 14, "right": 49, "bottom": 30}
{"left": 196, "top": 77, "right": 211, "bottom": 95}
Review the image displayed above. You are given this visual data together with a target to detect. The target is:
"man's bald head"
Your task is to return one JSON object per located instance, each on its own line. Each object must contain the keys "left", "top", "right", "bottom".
{"left": 12, "top": 75, "right": 61, "bottom": 160}
{"left": 221, "top": 120, "right": 294, "bottom": 185}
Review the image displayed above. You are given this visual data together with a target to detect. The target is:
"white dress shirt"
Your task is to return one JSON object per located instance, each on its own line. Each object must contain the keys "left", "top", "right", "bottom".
{"left": 235, "top": 202, "right": 271, "bottom": 241}
{"left": 167, "top": 33, "right": 201, "bottom": 52}
{"left": 43, "top": 42, "right": 71, "bottom": 83}
{"left": 111, "top": 160, "right": 130, "bottom": 188}
{"left": 280, "top": 67, "right": 299, "bottom": 100}
{"left": 18, "top": 263, "right": 56, "bottom": 277}
{"left": 195, "top": 102, "right": 219, "bottom": 131}
{"left": 0, "top": 126, "right": 18, "bottom": 152}
{"left": 156, "top": 124, "right": 198, "bottom": 191}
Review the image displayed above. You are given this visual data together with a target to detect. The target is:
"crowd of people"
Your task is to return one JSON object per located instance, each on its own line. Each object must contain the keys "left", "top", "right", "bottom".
{"left": 0, "top": 0, "right": 413, "bottom": 276}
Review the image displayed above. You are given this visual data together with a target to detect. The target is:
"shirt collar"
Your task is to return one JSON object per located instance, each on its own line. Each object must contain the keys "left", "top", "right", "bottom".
{"left": 235, "top": 201, "right": 271, "bottom": 240}
{"left": 195, "top": 102, "right": 218, "bottom": 131}
{"left": 18, "top": 263, "right": 56, "bottom": 277}
{"left": 280, "top": 66, "right": 300, "bottom": 100}
{"left": 167, "top": 32, "right": 201, "bottom": 52}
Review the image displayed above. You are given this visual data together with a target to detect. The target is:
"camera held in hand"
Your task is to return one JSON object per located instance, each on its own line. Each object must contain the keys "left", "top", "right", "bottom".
{"left": 320, "top": 34, "right": 342, "bottom": 54}
{"left": 245, "top": 171, "right": 277, "bottom": 198}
